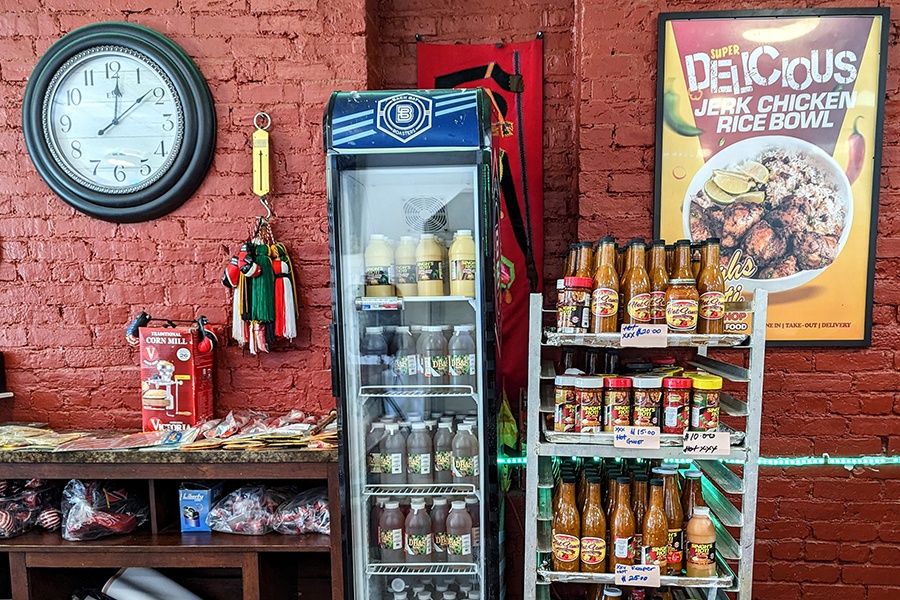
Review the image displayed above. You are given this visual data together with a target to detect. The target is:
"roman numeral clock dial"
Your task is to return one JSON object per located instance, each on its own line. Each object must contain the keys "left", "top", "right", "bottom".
{"left": 23, "top": 23, "right": 216, "bottom": 223}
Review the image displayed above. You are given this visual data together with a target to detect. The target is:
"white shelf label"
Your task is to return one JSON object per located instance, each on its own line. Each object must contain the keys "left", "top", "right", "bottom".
{"left": 614, "top": 426, "right": 661, "bottom": 449}
{"left": 620, "top": 324, "right": 667, "bottom": 348}
{"left": 682, "top": 431, "right": 731, "bottom": 456}
{"left": 615, "top": 564, "right": 660, "bottom": 587}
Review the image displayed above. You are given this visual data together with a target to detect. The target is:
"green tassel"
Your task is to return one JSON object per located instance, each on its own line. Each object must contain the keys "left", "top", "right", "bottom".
{"left": 251, "top": 245, "right": 276, "bottom": 322}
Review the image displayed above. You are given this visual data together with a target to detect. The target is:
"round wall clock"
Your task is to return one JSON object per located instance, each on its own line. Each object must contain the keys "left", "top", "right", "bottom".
{"left": 22, "top": 22, "right": 216, "bottom": 223}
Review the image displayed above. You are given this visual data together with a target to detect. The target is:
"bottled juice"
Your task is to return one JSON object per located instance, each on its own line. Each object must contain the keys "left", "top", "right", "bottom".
{"left": 431, "top": 497, "right": 450, "bottom": 562}
{"left": 379, "top": 500, "right": 405, "bottom": 562}
{"left": 416, "top": 234, "right": 445, "bottom": 296}
{"left": 420, "top": 326, "right": 449, "bottom": 385}
{"left": 610, "top": 476, "right": 636, "bottom": 569}
{"left": 580, "top": 475, "right": 607, "bottom": 573}
{"left": 465, "top": 495, "right": 480, "bottom": 558}
{"left": 641, "top": 478, "right": 669, "bottom": 570}
{"left": 552, "top": 476, "right": 580, "bottom": 571}
{"left": 404, "top": 498, "right": 433, "bottom": 563}
{"left": 446, "top": 500, "right": 473, "bottom": 562}
{"left": 450, "top": 230, "right": 477, "bottom": 297}
{"left": 407, "top": 422, "right": 433, "bottom": 484}
{"left": 365, "top": 234, "right": 395, "bottom": 297}
{"left": 391, "top": 326, "right": 418, "bottom": 385}
{"left": 433, "top": 421, "right": 455, "bottom": 483}
{"left": 395, "top": 236, "right": 419, "bottom": 297}
{"left": 360, "top": 327, "right": 388, "bottom": 387}
{"left": 381, "top": 423, "right": 407, "bottom": 484}
{"left": 366, "top": 421, "right": 386, "bottom": 484}
{"left": 449, "top": 326, "right": 477, "bottom": 388}
{"left": 685, "top": 506, "right": 717, "bottom": 577}
{"left": 451, "top": 422, "right": 479, "bottom": 486}
{"left": 370, "top": 496, "right": 387, "bottom": 561}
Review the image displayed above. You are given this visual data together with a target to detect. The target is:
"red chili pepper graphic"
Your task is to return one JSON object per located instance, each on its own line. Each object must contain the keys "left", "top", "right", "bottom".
{"left": 846, "top": 116, "right": 865, "bottom": 185}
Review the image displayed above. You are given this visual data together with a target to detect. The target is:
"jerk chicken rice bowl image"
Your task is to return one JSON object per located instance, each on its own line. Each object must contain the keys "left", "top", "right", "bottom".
{"left": 682, "top": 135, "right": 853, "bottom": 292}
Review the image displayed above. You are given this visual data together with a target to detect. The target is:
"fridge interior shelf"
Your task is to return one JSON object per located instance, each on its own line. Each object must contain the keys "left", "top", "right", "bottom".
{"left": 359, "top": 385, "right": 476, "bottom": 398}
{"left": 364, "top": 483, "right": 477, "bottom": 497}
{"left": 367, "top": 562, "right": 479, "bottom": 576}
{"left": 541, "top": 420, "right": 745, "bottom": 447}
{"left": 536, "top": 566, "right": 734, "bottom": 589}
{"left": 543, "top": 330, "right": 749, "bottom": 349}
{"left": 355, "top": 296, "right": 477, "bottom": 311}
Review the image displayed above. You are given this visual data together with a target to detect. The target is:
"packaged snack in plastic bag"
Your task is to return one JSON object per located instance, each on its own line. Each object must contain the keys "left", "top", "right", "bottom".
{"left": 0, "top": 480, "right": 59, "bottom": 538}
{"left": 206, "top": 485, "right": 294, "bottom": 535}
{"left": 61, "top": 480, "right": 150, "bottom": 541}
{"left": 273, "top": 488, "right": 330, "bottom": 535}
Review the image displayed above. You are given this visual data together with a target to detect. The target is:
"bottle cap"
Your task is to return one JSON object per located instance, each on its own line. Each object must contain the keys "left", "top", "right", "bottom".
{"left": 600, "top": 236, "right": 616, "bottom": 244}
{"left": 377, "top": 496, "right": 390, "bottom": 504}
{"left": 393, "top": 595, "right": 407, "bottom": 600}
{"left": 432, "top": 497, "right": 447, "bottom": 506}
{"left": 629, "top": 374, "right": 663, "bottom": 388}
{"left": 370, "top": 234, "right": 386, "bottom": 240}
{"left": 575, "top": 376, "right": 605, "bottom": 389}
{"left": 690, "top": 374, "right": 723, "bottom": 390}
{"left": 706, "top": 237, "right": 720, "bottom": 244}
{"left": 400, "top": 235, "right": 415, "bottom": 242}
{"left": 396, "top": 326, "right": 410, "bottom": 333}
{"left": 371, "top": 422, "right": 385, "bottom": 430}
{"left": 694, "top": 506, "right": 710, "bottom": 517}
{"left": 411, "top": 498, "right": 426, "bottom": 510}
{"left": 385, "top": 423, "right": 399, "bottom": 433}
{"left": 425, "top": 419, "right": 437, "bottom": 429}
{"left": 652, "top": 239, "right": 666, "bottom": 246}
{"left": 458, "top": 423, "right": 472, "bottom": 432}
{"left": 411, "top": 422, "right": 426, "bottom": 431}
{"left": 451, "top": 500, "right": 466, "bottom": 510}
{"left": 453, "top": 325, "right": 474, "bottom": 332}
{"left": 435, "top": 584, "right": 448, "bottom": 592}
{"left": 457, "top": 229, "right": 472, "bottom": 236}
{"left": 563, "top": 276, "right": 593, "bottom": 289}
{"left": 390, "top": 578, "right": 407, "bottom": 592}
{"left": 442, "top": 593, "right": 457, "bottom": 600}
{"left": 465, "top": 495, "right": 478, "bottom": 505}
{"left": 421, "top": 234, "right": 435, "bottom": 240}
{"left": 438, "top": 421, "right": 453, "bottom": 430}
{"left": 604, "top": 377, "right": 632, "bottom": 389}
{"left": 422, "top": 325, "right": 443, "bottom": 332}
{"left": 365, "top": 326, "right": 384, "bottom": 334}
{"left": 649, "top": 478, "right": 664, "bottom": 487}
{"left": 675, "top": 239, "right": 691, "bottom": 246}
{"left": 603, "top": 588, "right": 623, "bottom": 598}
{"left": 385, "top": 501, "right": 400, "bottom": 509}
{"left": 634, "top": 474, "right": 649, "bottom": 482}
{"left": 685, "top": 470, "right": 702, "bottom": 479}
{"left": 616, "top": 476, "right": 631, "bottom": 485}
{"left": 663, "top": 376, "right": 693, "bottom": 389}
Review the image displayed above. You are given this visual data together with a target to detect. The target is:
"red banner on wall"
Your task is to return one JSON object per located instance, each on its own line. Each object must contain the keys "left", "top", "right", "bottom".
{"left": 418, "top": 40, "right": 544, "bottom": 413}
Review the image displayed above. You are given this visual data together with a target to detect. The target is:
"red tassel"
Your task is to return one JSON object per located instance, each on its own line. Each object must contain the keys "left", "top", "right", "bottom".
{"left": 273, "top": 259, "right": 286, "bottom": 338}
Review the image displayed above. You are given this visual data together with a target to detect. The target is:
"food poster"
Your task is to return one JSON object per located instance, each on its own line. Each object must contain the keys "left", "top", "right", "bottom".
{"left": 654, "top": 10, "right": 888, "bottom": 345}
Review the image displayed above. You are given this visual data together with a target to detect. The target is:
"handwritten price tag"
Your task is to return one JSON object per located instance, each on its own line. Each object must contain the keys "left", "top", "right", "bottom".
{"left": 615, "top": 564, "right": 661, "bottom": 587}
{"left": 682, "top": 431, "right": 731, "bottom": 456}
{"left": 620, "top": 324, "right": 667, "bottom": 348}
{"left": 614, "top": 426, "right": 661, "bottom": 449}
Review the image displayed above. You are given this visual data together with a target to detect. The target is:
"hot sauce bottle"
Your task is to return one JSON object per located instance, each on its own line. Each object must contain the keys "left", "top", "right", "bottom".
{"left": 581, "top": 475, "right": 608, "bottom": 573}
{"left": 682, "top": 470, "right": 706, "bottom": 524}
{"left": 697, "top": 238, "right": 726, "bottom": 335}
{"left": 659, "top": 469, "right": 684, "bottom": 575}
{"left": 641, "top": 478, "right": 669, "bottom": 570}
{"left": 648, "top": 240, "right": 669, "bottom": 325}
{"left": 631, "top": 474, "right": 649, "bottom": 551}
{"left": 590, "top": 237, "right": 620, "bottom": 333}
{"left": 621, "top": 239, "right": 651, "bottom": 326}
{"left": 609, "top": 476, "right": 636, "bottom": 569}
{"left": 552, "top": 475, "right": 581, "bottom": 572}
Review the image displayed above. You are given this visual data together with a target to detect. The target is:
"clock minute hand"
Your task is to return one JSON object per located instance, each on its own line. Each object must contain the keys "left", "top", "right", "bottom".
{"left": 97, "top": 89, "right": 153, "bottom": 136}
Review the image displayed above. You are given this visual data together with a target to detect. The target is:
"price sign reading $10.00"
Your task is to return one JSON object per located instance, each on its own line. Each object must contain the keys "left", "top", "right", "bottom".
{"left": 682, "top": 431, "right": 731, "bottom": 456}
{"left": 615, "top": 564, "right": 661, "bottom": 587}
{"left": 614, "top": 426, "right": 661, "bottom": 449}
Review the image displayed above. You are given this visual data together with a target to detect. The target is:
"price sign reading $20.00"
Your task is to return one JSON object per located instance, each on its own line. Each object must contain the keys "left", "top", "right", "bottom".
{"left": 615, "top": 564, "right": 661, "bottom": 587}
{"left": 620, "top": 324, "right": 667, "bottom": 348}
{"left": 682, "top": 431, "right": 731, "bottom": 456}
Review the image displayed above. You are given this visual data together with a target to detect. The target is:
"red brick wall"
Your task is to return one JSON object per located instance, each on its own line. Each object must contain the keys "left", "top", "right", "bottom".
{"left": 0, "top": 1, "right": 369, "bottom": 428}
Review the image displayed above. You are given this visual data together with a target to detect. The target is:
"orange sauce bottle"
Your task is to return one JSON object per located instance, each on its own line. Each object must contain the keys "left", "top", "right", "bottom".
{"left": 697, "top": 238, "right": 725, "bottom": 335}
{"left": 609, "top": 476, "right": 636, "bottom": 569}
{"left": 621, "top": 239, "right": 651, "bottom": 325}
{"left": 648, "top": 240, "right": 669, "bottom": 325}
{"left": 552, "top": 476, "right": 581, "bottom": 571}
{"left": 581, "top": 476, "right": 608, "bottom": 573}
{"left": 590, "top": 237, "right": 619, "bottom": 333}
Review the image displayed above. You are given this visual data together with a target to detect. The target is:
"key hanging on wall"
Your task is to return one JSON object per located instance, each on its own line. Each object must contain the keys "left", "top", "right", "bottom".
{"left": 221, "top": 112, "right": 300, "bottom": 355}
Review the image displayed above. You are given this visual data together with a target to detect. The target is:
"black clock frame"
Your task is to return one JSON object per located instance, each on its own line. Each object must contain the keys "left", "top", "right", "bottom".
{"left": 22, "top": 22, "right": 216, "bottom": 223}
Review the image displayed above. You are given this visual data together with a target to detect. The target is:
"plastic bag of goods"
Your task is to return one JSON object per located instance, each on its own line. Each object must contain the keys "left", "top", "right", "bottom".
{"left": 206, "top": 485, "right": 295, "bottom": 535}
{"left": 273, "top": 487, "right": 330, "bottom": 535}
{"left": 61, "top": 480, "right": 150, "bottom": 541}
{"left": 0, "top": 479, "right": 60, "bottom": 538}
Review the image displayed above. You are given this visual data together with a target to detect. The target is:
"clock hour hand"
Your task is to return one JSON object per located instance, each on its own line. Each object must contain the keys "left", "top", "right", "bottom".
{"left": 112, "top": 79, "right": 122, "bottom": 122}
{"left": 97, "top": 89, "right": 153, "bottom": 136}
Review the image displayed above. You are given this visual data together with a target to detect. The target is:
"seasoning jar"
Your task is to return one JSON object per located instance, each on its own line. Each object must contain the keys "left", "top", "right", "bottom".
{"left": 665, "top": 278, "right": 699, "bottom": 333}
{"left": 575, "top": 376, "right": 604, "bottom": 433}
{"left": 557, "top": 276, "right": 593, "bottom": 334}
{"left": 603, "top": 377, "right": 632, "bottom": 431}
{"left": 630, "top": 374, "right": 663, "bottom": 427}
{"left": 688, "top": 374, "right": 723, "bottom": 431}
{"left": 554, "top": 374, "right": 578, "bottom": 432}
{"left": 662, "top": 377, "right": 692, "bottom": 434}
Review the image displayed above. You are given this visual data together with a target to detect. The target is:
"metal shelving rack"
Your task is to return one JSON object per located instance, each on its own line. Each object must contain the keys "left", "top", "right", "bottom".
{"left": 523, "top": 291, "right": 768, "bottom": 600}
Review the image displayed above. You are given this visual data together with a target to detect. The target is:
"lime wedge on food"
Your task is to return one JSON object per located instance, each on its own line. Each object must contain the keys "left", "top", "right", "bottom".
{"left": 713, "top": 172, "right": 753, "bottom": 195}
{"left": 732, "top": 191, "right": 766, "bottom": 204}
{"left": 704, "top": 179, "right": 735, "bottom": 205}
{"left": 737, "top": 161, "right": 770, "bottom": 184}
{"left": 712, "top": 169, "right": 751, "bottom": 181}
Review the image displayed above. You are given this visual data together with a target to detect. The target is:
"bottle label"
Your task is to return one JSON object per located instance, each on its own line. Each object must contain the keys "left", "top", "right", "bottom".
{"left": 451, "top": 454, "right": 479, "bottom": 478}
{"left": 395, "top": 263, "right": 417, "bottom": 285}
{"left": 699, "top": 291, "right": 725, "bottom": 320}
{"left": 666, "top": 299, "right": 699, "bottom": 331}
{"left": 446, "top": 533, "right": 472, "bottom": 556}
{"left": 578, "top": 404, "right": 602, "bottom": 433}
{"left": 365, "top": 265, "right": 392, "bottom": 286}
{"left": 368, "top": 452, "right": 384, "bottom": 474}
{"left": 627, "top": 293, "right": 652, "bottom": 322}
{"left": 404, "top": 532, "right": 433, "bottom": 556}
{"left": 449, "top": 353, "right": 476, "bottom": 377}
{"left": 687, "top": 540, "right": 717, "bottom": 566}
{"left": 591, "top": 287, "right": 618, "bottom": 317}
{"left": 387, "top": 453, "right": 404, "bottom": 475}
{"left": 434, "top": 530, "right": 447, "bottom": 553}
{"left": 691, "top": 406, "right": 720, "bottom": 431}
{"left": 408, "top": 453, "right": 432, "bottom": 475}
{"left": 633, "top": 406, "right": 658, "bottom": 427}
{"left": 379, "top": 527, "right": 403, "bottom": 551}
{"left": 552, "top": 533, "right": 580, "bottom": 562}
{"left": 580, "top": 536, "right": 607, "bottom": 564}
{"left": 641, "top": 544, "right": 668, "bottom": 567}
{"left": 451, "top": 259, "right": 476, "bottom": 282}
{"left": 667, "top": 529, "right": 684, "bottom": 565}
{"left": 391, "top": 355, "right": 417, "bottom": 378}
{"left": 434, "top": 450, "right": 452, "bottom": 472}
{"left": 472, "top": 526, "right": 480, "bottom": 547}
{"left": 613, "top": 535, "right": 634, "bottom": 559}
{"left": 423, "top": 355, "right": 449, "bottom": 378}
{"left": 650, "top": 290, "right": 666, "bottom": 320}
{"left": 417, "top": 260, "right": 444, "bottom": 282}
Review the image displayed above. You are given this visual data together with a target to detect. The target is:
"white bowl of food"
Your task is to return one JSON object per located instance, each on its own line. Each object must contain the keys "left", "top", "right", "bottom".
{"left": 682, "top": 135, "right": 853, "bottom": 292}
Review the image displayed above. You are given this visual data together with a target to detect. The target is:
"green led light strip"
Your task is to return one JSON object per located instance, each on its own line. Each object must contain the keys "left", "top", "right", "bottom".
{"left": 496, "top": 455, "right": 900, "bottom": 467}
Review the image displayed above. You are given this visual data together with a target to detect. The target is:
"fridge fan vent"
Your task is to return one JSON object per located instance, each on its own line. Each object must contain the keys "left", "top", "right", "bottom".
{"left": 403, "top": 196, "right": 448, "bottom": 233}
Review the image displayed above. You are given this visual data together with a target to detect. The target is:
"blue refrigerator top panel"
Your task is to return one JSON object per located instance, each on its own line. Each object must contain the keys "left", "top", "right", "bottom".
{"left": 324, "top": 89, "right": 489, "bottom": 152}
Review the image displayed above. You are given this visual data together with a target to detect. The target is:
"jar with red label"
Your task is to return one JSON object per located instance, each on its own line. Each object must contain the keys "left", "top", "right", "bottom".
{"left": 603, "top": 377, "right": 632, "bottom": 431}
{"left": 665, "top": 279, "right": 699, "bottom": 333}
{"left": 662, "top": 377, "right": 692, "bottom": 434}
{"left": 554, "top": 374, "right": 578, "bottom": 432}
{"left": 688, "top": 373, "right": 722, "bottom": 431}
{"left": 557, "top": 276, "right": 594, "bottom": 334}
{"left": 575, "top": 376, "right": 604, "bottom": 433}
{"left": 630, "top": 374, "right": 662, "bottom": 427}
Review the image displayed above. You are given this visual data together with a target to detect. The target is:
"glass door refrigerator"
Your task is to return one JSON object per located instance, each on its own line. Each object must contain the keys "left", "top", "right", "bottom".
{"left": 324, "top": 89, "right": 501, "bottom": 600}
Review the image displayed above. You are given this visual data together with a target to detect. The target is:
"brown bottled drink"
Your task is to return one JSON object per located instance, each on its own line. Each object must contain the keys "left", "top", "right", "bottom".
{"left": 609, "top": 476, "right": 636, "bottom": 569}
{"left": 647, "top": 240, "right": 669, "bottom": 325}
{"left": 659, "top": 469, "right": 684, "bottom": 575}
{"left": 671, "top": 240, "right": 694, "bottom": 280}
{"left": 631, "top": 474, "right": 649, "bottom": 551}
{"left": 581, "top": 476, "right": 608, "bottom": 573}
{"left": 682, "top": 470, "right": 706, "bottom": 524}
{"left": 621, "top": 240, "right": 651, "bottom": 325}
{"left": 697, "top": 238, "right": 726, "bottom": 335}
{"left": 552, "top": 477, "right": 581, "bottom": 571}
{"left": 590, "top": 237, "right": 619, "bottom": 333}
{"left": 641, "top": 478, "right": 669, "bottom": 569}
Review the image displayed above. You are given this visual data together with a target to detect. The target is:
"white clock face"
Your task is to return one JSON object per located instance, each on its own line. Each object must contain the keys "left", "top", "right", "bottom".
{"left": 43, "top": 46, "right": 185, "bottom": 194}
